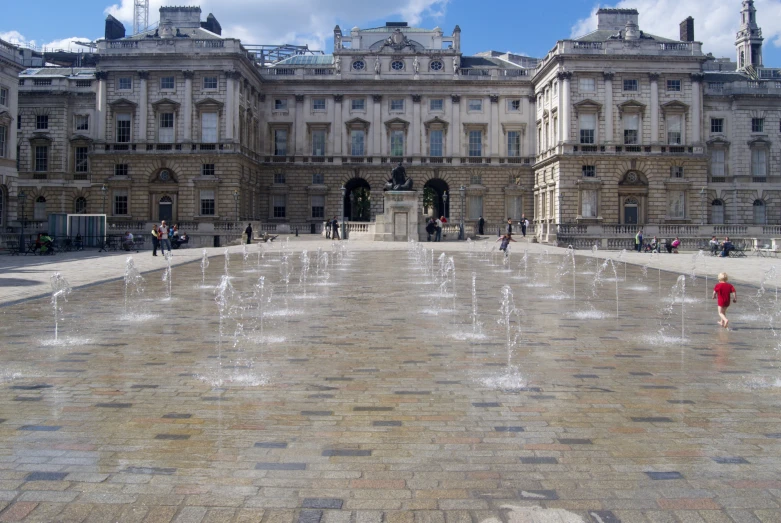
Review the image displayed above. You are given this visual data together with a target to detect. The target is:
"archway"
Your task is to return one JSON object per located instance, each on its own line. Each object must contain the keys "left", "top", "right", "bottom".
{"left": 617, "top": 171, "right": 648, "bottom": 225}
{"left": 711, "top": 199, "right": 724, "bottom": 224}
{"left": 159, "top": 195, "right": 173, "bottom": 223}
{"left": 423, "top": 178, "right": 449, "bottom": 219}
{"left": 343, "top": 178, "right": 371, "bottom": 222}
{"left": 623, "top": 197, "right": 639, "bottom": 225}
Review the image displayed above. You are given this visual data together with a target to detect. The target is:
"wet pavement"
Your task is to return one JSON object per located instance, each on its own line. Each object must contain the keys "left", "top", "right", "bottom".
{"left": 0, "top": 244, "right": 779, "bottom": 522}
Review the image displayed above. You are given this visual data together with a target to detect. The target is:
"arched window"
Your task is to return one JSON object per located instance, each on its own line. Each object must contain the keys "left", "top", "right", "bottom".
{"left": 753, "top": 200, "right": 766, "bottom": 224}
{"left": 711, "top": 199, "right": 724, "bottom": 224}
{"left": 74, "top": 197, "right": 87, "bottom": 214}
{"left": 34, "top": 196, "right": 46, "bottom": 221}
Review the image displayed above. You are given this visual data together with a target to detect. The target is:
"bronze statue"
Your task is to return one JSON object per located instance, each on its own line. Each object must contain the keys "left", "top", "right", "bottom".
{"left": 385, "top": 162, "right": 413, "bottom": 191}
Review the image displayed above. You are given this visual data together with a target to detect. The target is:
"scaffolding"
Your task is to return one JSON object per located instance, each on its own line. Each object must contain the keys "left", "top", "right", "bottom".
{"left": 244, "top": 44, "right": 324, "bottom": 67}
{"left": 133, "top": 0, "right": 149, "bottom": 35}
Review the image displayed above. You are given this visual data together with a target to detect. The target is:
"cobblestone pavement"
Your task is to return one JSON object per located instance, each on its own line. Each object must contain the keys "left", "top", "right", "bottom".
{"left": 0, "top": 241, "right": 779, "bottom": 522}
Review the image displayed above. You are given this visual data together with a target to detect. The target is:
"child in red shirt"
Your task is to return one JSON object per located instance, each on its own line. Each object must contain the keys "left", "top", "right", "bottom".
{"left": 712, "top": 272, "right": 737, "bottom": 328}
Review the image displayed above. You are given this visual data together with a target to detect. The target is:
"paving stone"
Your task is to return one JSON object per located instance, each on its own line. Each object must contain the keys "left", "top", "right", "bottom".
{"left": 301, "top": 498, "right": 343, "bottom": 509}
{"left": 712, "top": 457, "right": 749, "bottom": 464}
{"left": 24, "top": 472, "right": 67, "bottom": 482}
{"left": 322, "top": 450, "right": 372, "bottom": 457}
{"left": 255, "top": 442, "right": 289, "bottom": 448}
{"left": 18, "top": 426, "right": 60, "bottom": 432}
{"left": 645, "top": 471, "right": 684, "bottom": 480}
{"left": 298, "top": 510, "right": 323, "bottom": 523}
{"left": 256, "top": 463, "right": 307, "bottom": 471}
{"left": 519, "top": 457, "right": 558, "bottom": 464}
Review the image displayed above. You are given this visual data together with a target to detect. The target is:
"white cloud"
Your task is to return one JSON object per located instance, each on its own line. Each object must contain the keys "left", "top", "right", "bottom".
{"left": 570, "top": 0, "right": 781, "bottom": 58}
{"left": 0, "top": 31, "right": 95, "bottom": 52}
{"left": 104, "top": 0, "right": 449, "bottom": 51}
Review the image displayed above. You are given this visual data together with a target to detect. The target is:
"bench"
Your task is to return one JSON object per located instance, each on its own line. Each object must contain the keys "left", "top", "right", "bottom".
{"left": 4, "top": 240, "right": 20, "bottom": 255}
{"left": 728, "top": 244, "right": 747, "bottom": 258}
{"left": 754, "top": 244, "right": 779, "bottom": 258}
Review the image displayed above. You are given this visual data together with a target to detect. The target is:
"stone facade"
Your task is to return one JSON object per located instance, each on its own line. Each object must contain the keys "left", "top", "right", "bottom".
{"left": 0, "top": 39, "right": 26, "bottom": 229}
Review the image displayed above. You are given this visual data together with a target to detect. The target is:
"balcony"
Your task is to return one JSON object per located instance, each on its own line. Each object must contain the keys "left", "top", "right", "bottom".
{"left": 704, "top": 80, "right": 781, "bottom": 96}
{"left": 95, "top": 142, "right": 236, "bottom": 154}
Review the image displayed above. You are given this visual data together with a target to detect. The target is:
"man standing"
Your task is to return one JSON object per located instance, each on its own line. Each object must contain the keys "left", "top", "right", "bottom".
{"left": 520, "top": 214, "right": 527, "bottom": 237}
{"left": 244, "top": 223, "right": 253, "bottom": 244}
{"left": 635, "top": 229, "right": 644, "bottom": 252}
{"left": 478, "top": 216, "right": 485, "bottom": 235}
{"left": 331, "top": 216, "right": 340, "bottom": 240}
{"left": 325, "top": 217, "right": 331, "bottom": 239}
{"left": 159, "top": 220, "right": 171, "bottom": 255}
{"left": 435, "top": 216, "right": 442, "bottom": 242}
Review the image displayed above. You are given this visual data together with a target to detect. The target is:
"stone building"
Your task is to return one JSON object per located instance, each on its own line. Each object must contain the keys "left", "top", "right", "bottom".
{"left": 5, "top": 1, "right": 781, "bottom": 245}
{"left": 0, "top": 39, "right": 27, "bottom": 230}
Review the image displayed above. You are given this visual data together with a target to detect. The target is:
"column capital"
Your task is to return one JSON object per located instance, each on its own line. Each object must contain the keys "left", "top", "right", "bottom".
{"left": 450, "top": 94, "right": 460, "bottom": 103}
{"left": 372, "top": 95, "right": 382, "bottom": 103}
{"left": 489, "top": 95, "right": 499, "bottom": 104}
{"left": 412, "top": 95, "right": 422, "bottom": 103}
{"left": 648, "top": 72, "right": 660, "bottom": 81}
{"left": 295, "top": 95, "right": 305, "bottom": 103}
{"left": 183, "top": 70, "right": 194, "bottom": 79}
{"left": 333, "top": 94, "right": 344, "bottom": 103}
{"left": 556, "top": 71, "right": 572, "bottom": 81}
{"left": 95, "top": 71, "right": 108, "bottom": 81}
{"left": 224, "top": 70, "right": 241, "bottom": 80}
{"left": 602, "top": 71, "right": 614, "bottom": 81}
{"left": 138, "top": 70, "right": 149, "bottom": 80}
{"left": 690, "top": 72, "right": 705, "bottom": 83}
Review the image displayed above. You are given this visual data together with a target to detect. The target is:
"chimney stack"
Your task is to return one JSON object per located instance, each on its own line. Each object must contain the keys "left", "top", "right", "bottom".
{"left": 680, "top": 17, "right": 694, "bottom": 42}
{"left": 104, "top": 14, "right": 126, "bottom": 40}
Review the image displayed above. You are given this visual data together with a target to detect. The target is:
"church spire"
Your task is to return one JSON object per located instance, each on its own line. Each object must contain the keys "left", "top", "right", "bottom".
{"left": 736, "top": 0, "right": 763, "bottom": 70}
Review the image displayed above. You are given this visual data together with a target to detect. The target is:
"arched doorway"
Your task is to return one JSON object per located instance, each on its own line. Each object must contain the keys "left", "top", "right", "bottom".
{"left": 159, "top": 196, "right": 173, "bottom": 222}
{"left": 343, "top": 178, "right": 371, "bottom": 222}
{"left": 711, "top": 199, "right": 724, "bottom": 224}
{"left": 74, "top": 197, "right": 87, "bottom": 214}
{"left": 423, "top": 178, "right": 449, "bottom": 219}
{"left": 623, "top": 197, "right": 639, "bottom": 224}
{"left": 617, "top": 171, "right": 648, "bottom": 225}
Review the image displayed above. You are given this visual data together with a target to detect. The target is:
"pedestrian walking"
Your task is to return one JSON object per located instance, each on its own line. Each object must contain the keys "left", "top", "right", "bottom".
{"left": 520, "top": 214, "right": 527, "bottom": 237}
{"left": 244, "top": 223, "right": 253, "bottom": 244}
{"left": 159, "top": 220, "right": 172, "bottom": 255}
{"left": 506, "top": 218, "right": 513, "bottom": 236}
{"left": 151, "top": 224, "right": 160, "bottom": 256}
{"left": 712, "top": 272, "right": 737, "bottom": 328}
{"left": 478, "top": 216, "right": 485, "bottom": 235}
{"left": 331, "top": 216, "right": 340, "bottom": 240}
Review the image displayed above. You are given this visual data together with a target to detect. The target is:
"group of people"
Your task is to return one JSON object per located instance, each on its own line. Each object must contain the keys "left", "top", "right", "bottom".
{"left": 709, "top": 236, "right": 736, "bottom": 257}
{"left": 324, "top": 217, "right": 341, "bottom": 240}
{"left": 634, "top": 230, "right": 681, "bottom": 253}
{"left": 425, "top": 216, "right": 448, "bottom": 242}
{"left": 150, "top": 220, "right": 188, "bottom": 256}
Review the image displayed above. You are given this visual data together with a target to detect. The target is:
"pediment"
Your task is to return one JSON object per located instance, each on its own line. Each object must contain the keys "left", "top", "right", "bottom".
{"left": 423, "top": 116, "right": 449, "bottom": 130}
{"left": 617, "top": 99, "right": 646, "bottom": 112}
{"left": 573, "top": 98, "right": 602, "bottom": 112}
{"left": 0, "top": 110, "right": 12, "bottom": 124}
{"left": 706, "top": 136, "right": 730, "bottom": 146}
{"left": 661, "top": 100, "right": 689, "bottom": 111}
{"left": 151, "top": 98, "right": 181, "bottom": 109}
{"left": 109, "top": 98, "right": 137, "bottom": 108}
{"left": 69, "top": 134, "right": 93, "bottom": 143}
{"left": 748, "top": 136, "right": 770, "bottom": 147}
{"left": 384, "top": 117, "right": 410, "bottom": 130}
{"left": 195, "top": 97, "right": 224, "bottom": 109}
{"left": 345, "top": 117, "right": 370, "bottom": 129}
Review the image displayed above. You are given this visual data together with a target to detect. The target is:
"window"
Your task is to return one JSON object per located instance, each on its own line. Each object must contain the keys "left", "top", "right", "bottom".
{"left": 753, "top": 200, "right": 766, "bottom": 224}
{"left": 203, "top": 77, "right": 218, "bottom": 89}
{"left": 711, "top": 200, "right": 724, "bottom": 224}
{"left": 159, "top": 112, "right": 174, "bottom": 143}
{"left": 390, "top": 99, "right": 404, "bottom": 112}
{"left": 711, "top": 118, "right": 724, "bottom": 134}
{"left": 201, "top": 112, "right": 217, "bottom": 143}
{"left": 273, "top": 195, "right": 286, "bottom": 218}
{"left": 623, "top": 79, "right": 638, "bottom": 91}
{"left": 468, "top": 195, "right": 483, "bottom": 220}
{"left": 75, "top": 115, "right": 89, "bottom": 131}
{"left": 391, "top": 60, "right": 404, "bottom": 71}
{"left": 751, "top": 148, "right": 767, "bottom": 176}
{"left": 75, "top": 147, "right": 89, "bottom": 173}
{"left": 667, "top": 114, "right": 682, "bottom": 144}
{"left": 113, "top": 190, "right": 128, "bottom": 216}
{"left": 582, "top": 165, "right": 596, "bottom": 177}
{"left": 311, "top": 195, "right": 325, "bottom": 218}
{"left": 711, "top": 150, "right": 725, "bottom": 176}
{"left": 116, "top": 113, "right": 131, "bottom": 143}
{"left": 34, "top": 196, "right": 47, "bottom": 221}
{"left": 311, "top": 129, "right": 326, "bottom": 156}
{"left": 312, "top": 173, "right": 324, "bottom": 184}
{"left": 34, "top": 145, "right": 48, "bottom": 172}
{"left": 429, "top": 129, "right": 443, "bottom": 157}
{"left": 352, "top": 60, "right": 366, "bottom": 71}
{"left": 274, "top": 172, "right": 286, "bottom": 184}
{"left": 0, "top": 87, "right": 7, "bottom": 106}
{"left": 200, "top": 189, "right": 215, "bottom": 216}
{"left": 671, "top": 166, "right": 684, "bottom": 178}
{"left": 202, "top": 164, "right": 215, "bottom": 176}
{"left": 579, "top": 114, "right": 596, "bottom": 144}
{"left": 390, "top": 130, "right": 405, "bottom": 156}
{"left": 508, "top": 196, "right": 522, "bottom": 221}
{"left": 36, "top": 115, "right": 48, "bottom": 130}
{"left": 581, "top": 190, "right": 597, "bottom": 218}
{"left": 351, "top": 98, "right": 365, "bottom": 111}
{"left": 667, "top": 79, "right": 681, "bottom": 92}
{"left": 752, "top": 118, "right": 764, "bottom": 133}
{"left": 468, "top": 99, "right": 482, "bottom": 111}
{"left": 623, "top": 113, "right": 639, "bottom": 145}
{"left": 0, "top": 126, "right": 5, "bottom": 158}
{"left": 114, "top": 164, "right": 128, "bottom": 177}
{"left": 74, "top": 197, "right": 87, "bottom": 214}
{"left": 350, "top": 130, "right": 365, "bottom": 156}
{"left": 668, "top": 191, "right": 685, "bottom": 219}
{"left": 17, "top": 116, "right": 21, "bottom": 130}
{"left": 274, "top": 99, "right": 288, "bottom": 111}
{"left": 430, "top": 99, "right": 443, "bottom": 111}
{"left": 273, "top": 129, "right": 288, "bottom": 156}
{"left": 468, "top": 130, "right": 482, "bottom": 157}
{"left": 160, "top": 76, "right": 175, "bottom": 90}
{"left": 312, "top": 98, "right": 326, "bottom": 111}
{"left": 470, "top": 174, "right": 483, "bottom": 185}
{"left": 579, "top": 78, "right": 595, "bottom": 92}
{"left": 507, "top": 99, "right": 521, "bottom": 112}
{"left": 118, "top": 77, "right": 132, "bottom": 90}
{"left": 429, "top": 60, "right": 443, "bottom": 71}
{"left": 507, "top": 131, "right": 521, "bottom": 157}
{"left": 75, "top": 80, "right": 91, "bottom": 88}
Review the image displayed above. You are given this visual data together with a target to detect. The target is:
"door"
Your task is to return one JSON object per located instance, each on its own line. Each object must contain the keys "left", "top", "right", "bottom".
{"left": 159, "top": 196, "right": 173, "bottom": 222}
{"left": 624, "top": 206, "right": 638, "bottom": 224}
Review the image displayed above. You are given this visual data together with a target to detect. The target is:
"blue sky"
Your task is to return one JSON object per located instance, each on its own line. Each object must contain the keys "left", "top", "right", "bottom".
{"left": 3, "top": 0, "right": 781, "bottom": 65}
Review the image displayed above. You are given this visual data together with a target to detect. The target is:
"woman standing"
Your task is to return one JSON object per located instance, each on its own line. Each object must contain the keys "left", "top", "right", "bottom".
{"left": 151, "top": 224, "right": 160, "bottom": 257}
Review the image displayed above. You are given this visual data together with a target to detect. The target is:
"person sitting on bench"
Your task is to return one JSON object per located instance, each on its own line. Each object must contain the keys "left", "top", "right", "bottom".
{"left": 721, "top": 237, "right": 734, "bottom": 257}
{"left": 171, "top": 231, "right": 189, "bottom": 249}
{"left": 122, "top": 231, "right": 135, "bottom": 251}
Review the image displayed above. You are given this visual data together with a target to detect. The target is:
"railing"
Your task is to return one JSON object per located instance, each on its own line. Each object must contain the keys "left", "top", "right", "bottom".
{"left": 501, "top": 69, "right": 529, "bottom": 77}
{"left": 109, "top": 41, "right": 138, "bottom": 49}
{"left": 260, "top": 68, "right": 296, "bottom": 75}
{"left": 713, "top": 225, "right": 747, "bottom": 235}
{"left": 557, "top": 224, "right": 588, "bottom": 235}
{"left": 607, "top": 238, "right": 635, "bottom": 249}
{"left": 659, "top": 43, "right": 690, "bottom": 51}
{"left": 346, "top": 222, "right": 370, "bottom": 233}
{"left": 710, "top": 177, "right": 726, "bottom": 183}
{"left": 659, "top": 225, "right": 700, "bottom": 236}
{"left": 73, "top": 174, "right": 90, "bottom": 181}
{"left": 758, "top": 68, "right": 781, "bottom": 79}
{"left": 762, "top": 226, "right": 781, "bottom": 235}
{"left": 460, "top": 69, "right": 490, "bottom": 77}
{"left": 259, "top": 223, "right": 277, "bottom": 232}
{"left": 107, "top": 221, "right": 146, "bottom": 232}
{"left": 194, "top": 40, "right": 224, "bottom": 48}
{"left": 214, "top": 222, "right": 242, "bottom": 231}
{"left": 573, "top": 42, "right": 602, "bottom": 50}
{"left": 304, "top": 68, "right": 334, "bottom": 76}
{"left": 602, "top": 224, "right": 638, "bottom": 235}
{"left": 753, "top": 177, "right": 767, "bottom": 183}
{"left": 33, "top": 173, "right": 47, "bottom": 180}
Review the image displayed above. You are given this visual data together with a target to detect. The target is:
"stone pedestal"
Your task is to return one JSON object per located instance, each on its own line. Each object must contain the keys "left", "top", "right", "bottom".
{"left": 374, "top": 191, "right": 419, "bottom": 241}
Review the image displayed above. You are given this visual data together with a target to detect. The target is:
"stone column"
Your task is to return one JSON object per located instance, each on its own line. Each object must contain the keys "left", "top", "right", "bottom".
{"left": 649, "top": 73, "right": 659, "bottom": 144}
{"left": 524, "top": 96, "right": 533, "bottom": 156}
{"left": 490, "top": 95, "right": 500, "bottom": 157}
{"left": 95, "top": 71, "right": 108, "bottom": 141}
{"left": 412, "top": 95, "right": 421, "bottom": 157}
{"left": 225, "top": 72, "right": 235, "bottom": 141}
{"left": 691, "top": 73, "right": 703, "bottom": 144}
{"left": 372, "top": 95, "right": 382, "bottom": 158}
{"left": 233, "top": 78, "right": 241, "bottom": 141}
{"left": 558, "top": 72, "right": 572, "bottom": 143}
{"left": 183, "top": 71, "right": 193, "bottom": 142}
{"left": 450, "top": 95, "right": 461, "bottom": 158}
{"left": 294, "top": 94, "right": 305, "bottom": 155}
{"left": 8, "top": 86, "right": 18, "bottom": 159}
{"left": 326, "top": 94, "right": 335, "bottom": 154}
{"left": 138, "top": 71, "right": 148, "bottom": 142}
{"left": 333, "top": 95, "right": 343, "bottom": 155}
{"left": 603, "top": 72, "right": 614, "bottom": 144}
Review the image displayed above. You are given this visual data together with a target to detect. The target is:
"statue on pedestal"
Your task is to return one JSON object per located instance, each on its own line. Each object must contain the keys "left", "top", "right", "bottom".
{"left": 385, "top": 162, "right": 414, "bottom": 191}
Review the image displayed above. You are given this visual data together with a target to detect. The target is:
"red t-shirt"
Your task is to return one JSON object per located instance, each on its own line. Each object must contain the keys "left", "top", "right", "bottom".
{"left": 714, "top": 282, "right": 735, "bottom": 307}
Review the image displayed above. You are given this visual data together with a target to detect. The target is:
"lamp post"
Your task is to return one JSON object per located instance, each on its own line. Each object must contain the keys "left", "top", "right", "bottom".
{"left": 101, "top": 184, "right": 107, "bottom": 214}
{"left": 340, "top": 185, "right": 347, "bottom": 240}
{"left": 17, "top": 191, "right": 26, "bottom": 254}
{"left": 700, "top": 186, "right": 706, "bottom": 225}
{"left": 557, "top": 189, "right": 563, "bottom": 239}
{"left": 442, "top": 190, "right": 448, "bottom": 220}
{"left": 458, "top": 185, "right": 465, "bottom": 240}
{"left": 233, "top": 190, "right": 239, "bottom": 222}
